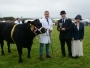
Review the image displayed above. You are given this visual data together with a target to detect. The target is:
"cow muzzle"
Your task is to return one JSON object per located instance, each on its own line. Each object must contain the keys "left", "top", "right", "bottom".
{"left": 37, "top": 27, "right": 46, "bottom": 34}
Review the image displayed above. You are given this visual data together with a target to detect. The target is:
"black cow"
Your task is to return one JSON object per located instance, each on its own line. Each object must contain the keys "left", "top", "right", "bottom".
{"left": 0, "top": 19, "right": 46, "bottom": 63}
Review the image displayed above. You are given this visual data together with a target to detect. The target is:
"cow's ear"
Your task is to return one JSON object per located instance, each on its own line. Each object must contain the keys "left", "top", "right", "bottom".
{"left": 34, "top": 19, "right": 40, "bottom": 23}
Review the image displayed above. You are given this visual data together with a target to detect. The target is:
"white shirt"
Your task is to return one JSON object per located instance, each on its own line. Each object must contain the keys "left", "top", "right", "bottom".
{"left": 2, "top": 20, "right": 5, "bottom": 23}
{"left": 39, "top": 17, "right": 53, "bottom": 44}
{"left": 77, "top": 24, "right": 79, "bottom": 30}
{"left": 14, "top": 20, "right": 22, "bottom": 24}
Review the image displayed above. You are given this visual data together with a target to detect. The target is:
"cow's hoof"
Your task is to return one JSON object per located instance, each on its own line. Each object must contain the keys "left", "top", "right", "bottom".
{"left": 2, "top": 54, "right": 5, "bottom": 56}
{"left": 1, "top": 52, "right": 5, "bottom": 55}
{"left": 27, "top": 56, "right": 31, "bottom": 58}
{"left": 18, "top": 59, "right": 23, "bottom": 63}
{"left": 8, "top": 51, "right": 11, "bottom": 53}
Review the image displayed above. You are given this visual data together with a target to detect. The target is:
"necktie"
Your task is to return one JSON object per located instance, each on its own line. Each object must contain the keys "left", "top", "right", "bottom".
{"left": 47, "top": 19, "right": 49, "bottom": 25}
{"left": 62, "top": 19, "right": 64, "bottom": 23}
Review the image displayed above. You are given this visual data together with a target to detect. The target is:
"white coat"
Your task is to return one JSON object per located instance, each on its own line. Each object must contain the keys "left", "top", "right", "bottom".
{"left": 14, "top": 20, "right": 22, "bottom": 24}
{"left": 40, "top": 17, "right": 53, "bottom": 44}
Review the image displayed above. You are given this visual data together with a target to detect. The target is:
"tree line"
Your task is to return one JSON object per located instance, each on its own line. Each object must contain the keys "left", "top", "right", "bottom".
{"left": 0, "top": 17, "right": 15, "bottom": 21}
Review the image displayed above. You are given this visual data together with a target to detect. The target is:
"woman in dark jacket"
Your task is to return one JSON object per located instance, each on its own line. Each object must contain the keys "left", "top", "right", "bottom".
{"left": 72, "top": 15, "right": 84, "bottom": 58}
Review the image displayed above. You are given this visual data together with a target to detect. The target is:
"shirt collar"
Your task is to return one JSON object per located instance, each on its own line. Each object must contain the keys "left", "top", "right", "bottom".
{"left": 44, "top": 17, "right": 50, "bottom": 19}
{"left": 62, "top": 18, "right": 66, "bottom": 20}
{"left": 62, "top": 17, "right": 67, "bottom": 19}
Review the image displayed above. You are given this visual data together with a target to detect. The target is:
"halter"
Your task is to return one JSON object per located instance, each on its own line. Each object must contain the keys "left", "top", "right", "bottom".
{"left": 30, "top": 24, "right": 43, "bottom": 35}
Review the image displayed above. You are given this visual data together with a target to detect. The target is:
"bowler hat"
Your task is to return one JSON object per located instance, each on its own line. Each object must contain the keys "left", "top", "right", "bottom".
{"left": 75, "top": 15, "right": 82, "bottom": 20}
{"left": 60, "top": 10, "right": 66, "bottom": 15}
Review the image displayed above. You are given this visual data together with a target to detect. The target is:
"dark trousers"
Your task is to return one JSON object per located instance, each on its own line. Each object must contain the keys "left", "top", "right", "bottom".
{"left": 39, "top": 43, "right": 50, "bottom": 56}
{"left": 60, "top": 39, "right": 72, "bottom": 56}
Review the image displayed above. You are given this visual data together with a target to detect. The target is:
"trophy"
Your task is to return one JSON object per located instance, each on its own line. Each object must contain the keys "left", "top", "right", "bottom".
{"left": 59, "top": 23, "right": 62, "bottom": 28}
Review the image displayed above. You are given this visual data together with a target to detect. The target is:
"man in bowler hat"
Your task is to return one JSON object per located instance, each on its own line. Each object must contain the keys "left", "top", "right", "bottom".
{"left": 57, "top": 10, "right": 72, "bottom": 58}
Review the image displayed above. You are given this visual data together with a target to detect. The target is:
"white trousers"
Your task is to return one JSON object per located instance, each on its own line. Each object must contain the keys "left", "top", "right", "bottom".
{"left": 72, "top": 40, "right": 83, "bottom": 57}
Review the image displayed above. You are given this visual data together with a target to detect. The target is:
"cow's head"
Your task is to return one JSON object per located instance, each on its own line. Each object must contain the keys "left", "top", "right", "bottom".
{"left": 27, "top": 19, "right": 46, "bottom": 35}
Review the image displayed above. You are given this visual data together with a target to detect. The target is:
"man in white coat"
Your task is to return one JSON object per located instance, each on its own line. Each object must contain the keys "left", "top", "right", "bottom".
{"left": 14, "top": 18, "right": 22, "bottom": 24}
{"left": 39, "top": 11, "right": 53, "bottom": 61}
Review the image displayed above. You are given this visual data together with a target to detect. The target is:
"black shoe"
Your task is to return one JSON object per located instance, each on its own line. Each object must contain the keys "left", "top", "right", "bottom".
{"left": 69, "top": 53, "right": 72, "bottom": 57}
{"left": 46, "top": 55, "right": 52, "bottom": 58}
{"left": 39, "top": 56, "right": 44, "bottom": 61}
{"left": 71, "top": 56, "right": 77, "bottom": 59}
{"left": 69, "top": 55, "right": 72, "bottom": 58}
{"left": 76, "top": 56, "right": 79, "bottom": 58}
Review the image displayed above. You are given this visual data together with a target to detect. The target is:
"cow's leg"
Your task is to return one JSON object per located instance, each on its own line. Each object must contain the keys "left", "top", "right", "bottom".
{"left": 27, "top": 43, "right": 33, "bottom": 58}
{"left": 17, "top": 46, "right": 23, "bottom": 63}
{"left": 7, "top": 42, "right": 11, "bottom": 53}
{"left": 1, "top": 41, "right": 4, "bottom": 55}
{"left": 27, "top": 47, "right": 30, "bottom": 58}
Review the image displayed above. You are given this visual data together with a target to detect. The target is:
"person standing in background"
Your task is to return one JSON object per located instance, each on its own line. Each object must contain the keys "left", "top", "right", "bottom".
{"left": 39, "top": 11, "right": 53, "bottom": 61}
{"left": 72, "top": 15, "right": 84, "bottom": 58}
{"left": 14, "top": 18, "right": 22, "bottom": 24}
{"left": 57, "top": 10, "right": 72, "bottom": 58}
{"left": 2, "top": 19, "right": 5, "bottom": 23}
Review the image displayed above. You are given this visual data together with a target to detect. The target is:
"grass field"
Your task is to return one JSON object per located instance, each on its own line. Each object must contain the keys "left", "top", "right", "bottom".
{"left": 0, "top": 26, "right": 90, "bottom": 68}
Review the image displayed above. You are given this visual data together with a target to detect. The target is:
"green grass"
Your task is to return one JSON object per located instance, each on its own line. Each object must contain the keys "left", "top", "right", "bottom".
{"left": 0, "top": 26, "right": 90, "bottom": 68}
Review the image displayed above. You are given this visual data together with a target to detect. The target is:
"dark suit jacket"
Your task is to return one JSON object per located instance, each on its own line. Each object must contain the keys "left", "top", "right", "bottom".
{"left": 72, "top": 23, "right": 84, "bottom": 40}
{"left": 57, "top": 18, "right": 72, "bottom": 39}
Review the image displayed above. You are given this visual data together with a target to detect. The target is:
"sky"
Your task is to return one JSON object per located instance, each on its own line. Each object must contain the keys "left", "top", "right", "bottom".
{"left": 0, "top": 0, "right": 90, "bottom": 18}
